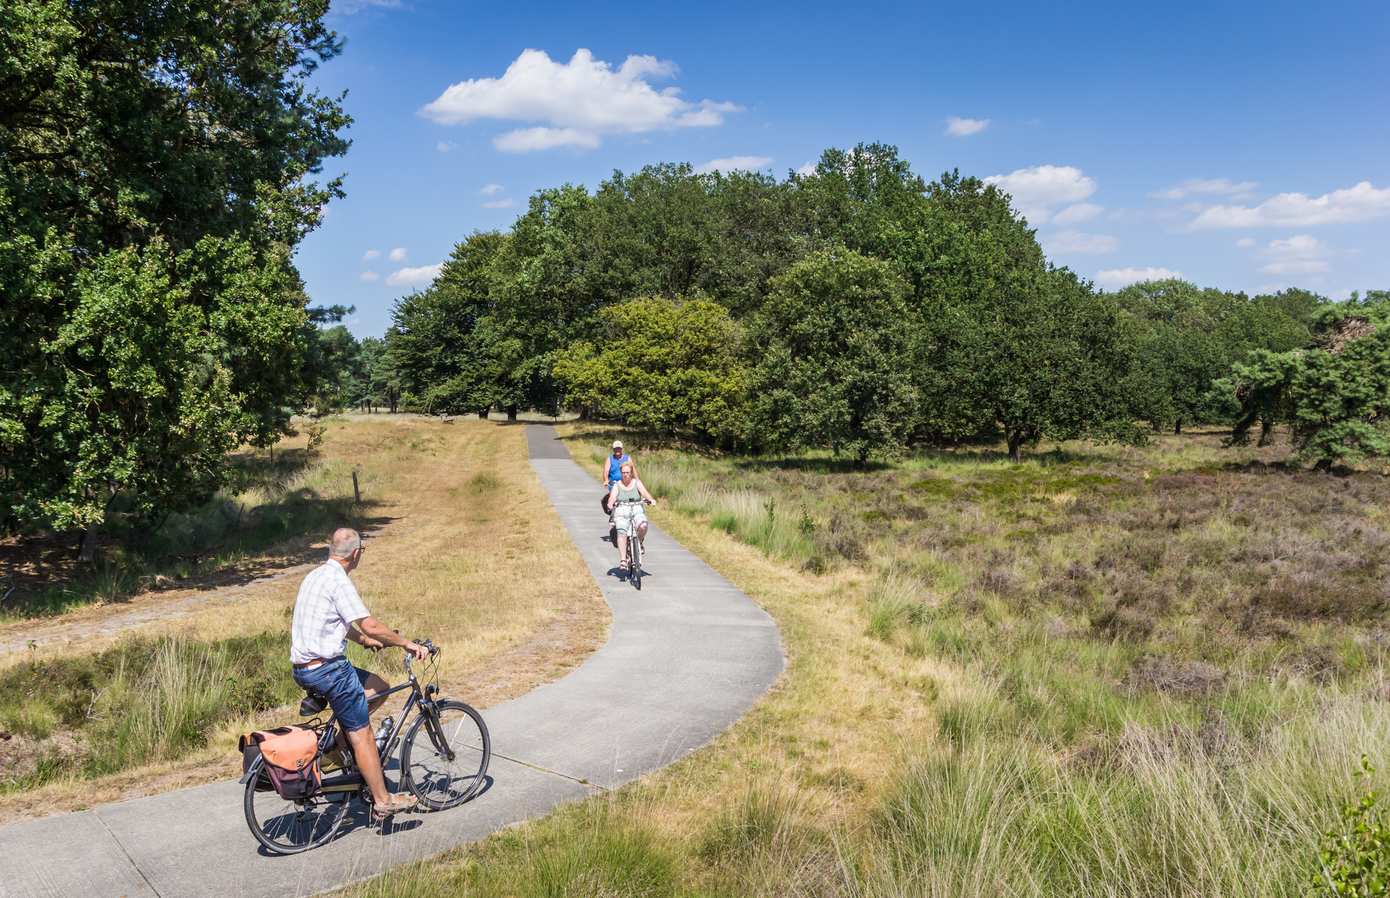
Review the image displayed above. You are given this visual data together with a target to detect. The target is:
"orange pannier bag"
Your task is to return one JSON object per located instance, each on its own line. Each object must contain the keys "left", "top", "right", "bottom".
{"left": 239, "top": 726, "right": 322, "bottom": 800}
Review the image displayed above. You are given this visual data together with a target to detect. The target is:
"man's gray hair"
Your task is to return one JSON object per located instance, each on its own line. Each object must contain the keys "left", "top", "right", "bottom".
{"left": 329, "top": 528, "right": 362, "bottom": 558}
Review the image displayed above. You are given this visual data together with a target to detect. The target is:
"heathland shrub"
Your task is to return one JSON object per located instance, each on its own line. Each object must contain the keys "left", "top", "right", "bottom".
{"left": 1309, "top": 758, "right": 1390, "bottom": 897}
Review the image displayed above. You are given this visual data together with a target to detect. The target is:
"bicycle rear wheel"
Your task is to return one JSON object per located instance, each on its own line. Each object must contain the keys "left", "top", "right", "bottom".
{"left": 401, "top": 700, "right": 491, "bottom": 810}
{"left": 243, "top": 762, "right": 351, "bottom": 855}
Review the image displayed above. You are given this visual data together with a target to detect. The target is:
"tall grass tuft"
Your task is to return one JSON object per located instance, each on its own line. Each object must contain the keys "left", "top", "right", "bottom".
{"left": 865, "top": 570, "right": 932, "bottom": 641}
{"left": 351, "top": 798, "right": 697, "bottom": 898}
{"left": 856, "top": 696, "right": 1390, "bottom": 897}
{"left": 0, "top": 633, "right": 298, "bottom": 788}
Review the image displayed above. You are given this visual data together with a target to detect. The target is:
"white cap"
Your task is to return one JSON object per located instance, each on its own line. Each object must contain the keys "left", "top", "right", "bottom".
{"left": 612, "top": 440, "right": 623, "bottom": 449}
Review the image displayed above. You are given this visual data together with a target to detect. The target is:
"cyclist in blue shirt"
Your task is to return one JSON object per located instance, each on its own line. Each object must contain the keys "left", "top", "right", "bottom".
{"left": 599, "top": 440, "right": 635, "bottom": 514}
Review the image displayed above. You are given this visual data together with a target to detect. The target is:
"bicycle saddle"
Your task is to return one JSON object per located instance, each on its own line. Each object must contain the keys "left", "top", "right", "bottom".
{"left": 299, "top": 692, "right": 328, "bottom": 716}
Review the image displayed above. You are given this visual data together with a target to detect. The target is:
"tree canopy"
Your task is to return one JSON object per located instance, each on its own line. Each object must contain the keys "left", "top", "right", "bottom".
{"left": 748, "top": 248, "right": 918, "bottom": 462}
{"left": 1229, "top": 293, "right": 1390, "bottom": 469}
{"left": 0, "top": 0, "right": 350, "bottom": 536}
{"left": 554, "top": 296, "right": 748, "bottom": 446}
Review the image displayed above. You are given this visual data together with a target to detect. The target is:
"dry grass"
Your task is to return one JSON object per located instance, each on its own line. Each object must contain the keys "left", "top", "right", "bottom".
{"left": 336, "top": 425, "right": 969, "bottom": 898}
{"left": 336, "top": 424, "right": 1390, "bottom": 897}
{"left": 0, "top": 418, "right": 607, "bottom": 822}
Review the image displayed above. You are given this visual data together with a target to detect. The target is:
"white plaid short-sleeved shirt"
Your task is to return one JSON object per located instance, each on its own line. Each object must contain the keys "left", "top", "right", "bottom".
{"left": 290, "top": 560, "right": 371, "bottom": 664}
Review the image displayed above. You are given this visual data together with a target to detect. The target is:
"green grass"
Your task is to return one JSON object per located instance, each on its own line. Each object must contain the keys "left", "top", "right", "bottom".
{"left": 351, "top": 798, "right": 706, "bottom": 898}
{"left": 0, "top": 631, "right": 308, "bottom": 790}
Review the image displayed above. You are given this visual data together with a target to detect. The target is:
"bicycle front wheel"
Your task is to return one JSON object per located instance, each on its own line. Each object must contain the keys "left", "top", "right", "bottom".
{"left": 401, "top": 700, "right": 491, "bottom": 810}
{"left": 631, "top": 534, "right": 643, "bottom": 590}
{"left": 243, "top": 763, "right": 351, "bottom": 855}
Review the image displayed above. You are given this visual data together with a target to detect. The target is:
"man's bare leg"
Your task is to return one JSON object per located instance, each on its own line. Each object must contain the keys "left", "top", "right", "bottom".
{"left": 363, "top": 672, "right": 390, "bottom": 715}
{"left": 346, "top": 726, "right": 391, "bottom": 805}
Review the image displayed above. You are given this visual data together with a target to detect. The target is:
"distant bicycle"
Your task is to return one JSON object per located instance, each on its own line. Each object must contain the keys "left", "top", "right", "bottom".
{"left": 240, "top": 639, "right": 490, "bottom": 855}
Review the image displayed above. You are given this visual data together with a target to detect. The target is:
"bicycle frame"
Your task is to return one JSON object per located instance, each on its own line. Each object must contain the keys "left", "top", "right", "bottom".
{"left": 239, "top": 652, "right": 455, "bottom": 796}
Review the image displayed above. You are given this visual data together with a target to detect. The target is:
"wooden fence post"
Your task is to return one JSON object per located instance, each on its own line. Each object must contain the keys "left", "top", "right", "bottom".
{"left": 352, "top": 469, "right": 361, "bottom": 505}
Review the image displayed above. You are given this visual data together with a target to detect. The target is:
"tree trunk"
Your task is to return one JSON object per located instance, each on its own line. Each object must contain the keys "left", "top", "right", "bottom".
{"left": 1174, "top": 420, "right": 1183, "bottom": 435}
{"left": 1257, "top": 417, "right": 1273, "bottom": 447}
{"left": 78, "top": 525, "right": 99, "bottom": 564}
{"left": 506, "top": 406, "right": 518, "bottom": 422}
{"left": 1007, "top": 431, "right": 1024, "bottom": 463}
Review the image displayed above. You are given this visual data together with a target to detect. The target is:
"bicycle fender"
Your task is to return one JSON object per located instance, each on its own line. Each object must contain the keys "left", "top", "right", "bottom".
{"left": 238, "top": 755, "right": 264, "bottom": 785}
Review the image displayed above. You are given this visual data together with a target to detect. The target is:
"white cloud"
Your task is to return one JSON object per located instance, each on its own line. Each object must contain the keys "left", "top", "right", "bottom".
{"left": 1095, "top": 266, "right": 1184, "bottom": 289}
{"left": 795, "top": 160, "right": 817, "bottom": 178}
{"left": 1236, "top": 237, "right": 1256, "bottom": 248}
{"left": 359, "top": 271, "right": 381, "bottom": 282}
{"left": 1259, "top": 234, "right": 1333, "bottom": 276}
{"left": 1046, "top": 231, "right": 1118, "bottom": 254}
{"left": 389, "top": 247, "right": 407, "bottom": 262}
{"left": 482, "top": 198, "right": 516, "bottom": 209}
{"left": 1266, "top": 234, "right": 1326, "bottom": 258}
{"left": 420, "top": 48, "right": 741, "bottom": 152}
{"left": 1053, "top": 202, "right": 1103, "bottom": 225}
{"left": 493, "top": 127, "right": 600, "bottom": 152}
{"left": 1191, "top": 181, "right": 1390, "bottom": 229}
{"left": 362, "top": 249, "right": 381, "bottom": 261}
{"left": 386, "top": 263, "right": 443, "bottom": 287}
{"left": 1151, "top": 178, "right": 1259, "bottom": 200}
{"left": 945, "top": 116, "right": 990, "bottom": 137}
{"left": 1262, "top": 259, "right": 1330, "bottom": 275}
{"left": 984, "top": 165, "right": 1097, "bottom": 224}
{"left": 695, "top": 155, "right": 773, "bottom": 174}
{"left": 436, "top": 140, "right": 456, "bottom": 153}
{"left": 480, "top": 183, "right": 505, "bottom": 196}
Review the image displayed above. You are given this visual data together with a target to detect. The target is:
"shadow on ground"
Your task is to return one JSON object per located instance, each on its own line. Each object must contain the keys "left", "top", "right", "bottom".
{"left": 1, "top": 484, "right": 394, "bottom": 620}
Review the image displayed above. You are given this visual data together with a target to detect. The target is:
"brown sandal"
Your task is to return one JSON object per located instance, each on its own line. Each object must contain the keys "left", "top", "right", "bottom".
{"left": 371, "top": 793, "right": 418, "bottom": 823}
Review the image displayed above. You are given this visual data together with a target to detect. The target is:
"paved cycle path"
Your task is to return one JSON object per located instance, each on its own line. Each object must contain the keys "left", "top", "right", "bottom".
{"left": 0, "top": 426, "right": 783, "bottom": 898}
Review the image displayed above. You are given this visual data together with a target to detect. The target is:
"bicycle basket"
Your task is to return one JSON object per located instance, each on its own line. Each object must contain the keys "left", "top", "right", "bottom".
{"left": 239, "top": 725, "right": 322, "bottom": 800}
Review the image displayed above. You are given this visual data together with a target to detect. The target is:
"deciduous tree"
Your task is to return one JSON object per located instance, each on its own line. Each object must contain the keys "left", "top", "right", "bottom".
{"left": 554, "top": 297, "right": 748, "bottom": 445}
{"left": 747, "top": 249, "right": 918, "bottom": 463}
{"left": 0, "top": 0, "right": 350, "bottom": 538}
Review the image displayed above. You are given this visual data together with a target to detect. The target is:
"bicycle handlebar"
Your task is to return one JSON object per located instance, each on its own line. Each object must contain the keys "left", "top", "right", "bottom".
{"left": 402, "top": 638, "right": 438, "bottom": 674}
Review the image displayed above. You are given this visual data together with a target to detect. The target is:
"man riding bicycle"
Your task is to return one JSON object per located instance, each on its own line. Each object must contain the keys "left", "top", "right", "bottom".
{"left": 600, "top": 440, "right": 636, "bottom": 514}
{"left": 290, "top": 527, "right": 426, "bottom": 821}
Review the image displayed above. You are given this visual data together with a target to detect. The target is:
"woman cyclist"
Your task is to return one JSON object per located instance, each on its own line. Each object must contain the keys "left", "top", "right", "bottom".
{"left": 607, "top": 461, "right": 656, "bottom": 577}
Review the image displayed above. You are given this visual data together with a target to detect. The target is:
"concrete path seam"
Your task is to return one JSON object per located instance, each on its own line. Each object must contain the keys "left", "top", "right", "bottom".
{"left": 0, "top": 425, "right": 783, "bottom": 898}
{"left": 94, "top": 810, "right": 165, "bottom": 898}
{"left": 486, "top": 750, "right": 607, "bottom": 789}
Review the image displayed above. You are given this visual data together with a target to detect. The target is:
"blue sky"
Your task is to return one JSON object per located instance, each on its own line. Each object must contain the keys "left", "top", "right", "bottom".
{"left": 298, "top": 0, "right": 1390, "bottom": 337}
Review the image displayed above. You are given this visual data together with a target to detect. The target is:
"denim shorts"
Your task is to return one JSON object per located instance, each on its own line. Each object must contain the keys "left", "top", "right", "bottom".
{"left": 292, "top": 658, "right": 372, "bottom": 733}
